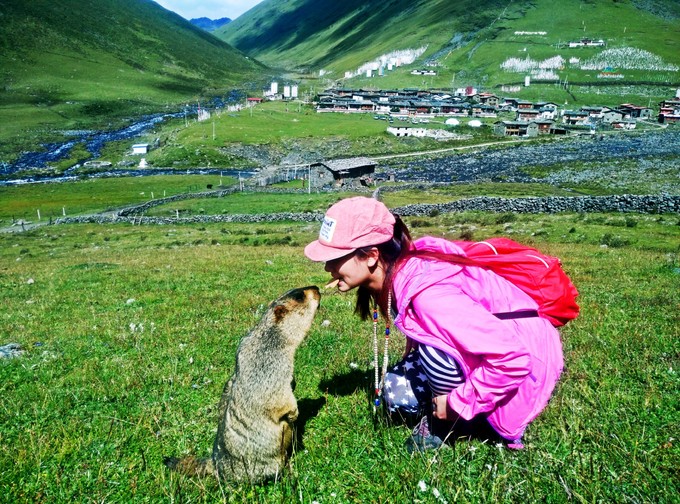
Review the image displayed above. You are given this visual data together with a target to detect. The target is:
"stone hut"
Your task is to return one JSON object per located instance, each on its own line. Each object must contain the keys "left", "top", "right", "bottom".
{"left": 310, "top": 157, "right": 377, "bottom": 187}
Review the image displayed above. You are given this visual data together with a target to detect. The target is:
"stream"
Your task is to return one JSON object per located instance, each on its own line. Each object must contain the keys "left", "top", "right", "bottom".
{"left": 1, "top": 92, "right": 249, "bottom": 185}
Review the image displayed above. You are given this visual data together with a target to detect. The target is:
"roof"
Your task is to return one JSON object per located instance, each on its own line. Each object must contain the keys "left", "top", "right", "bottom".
{"left": 495, "top": 120, "right": 538, "bottom": 127}
{"left": 315, "top": 157, "right": 376, "bottom": 173}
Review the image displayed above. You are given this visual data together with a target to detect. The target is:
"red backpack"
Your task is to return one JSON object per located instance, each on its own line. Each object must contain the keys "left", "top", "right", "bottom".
{"left": 455, "top": 238, "right": 580, "bottom": 327}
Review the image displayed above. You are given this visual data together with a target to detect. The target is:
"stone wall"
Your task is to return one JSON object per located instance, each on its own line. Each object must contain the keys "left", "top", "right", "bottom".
{"left": 116, "top": 187, "right": 240, "bottom": 217}
{"left": 115, "top": 186, "right": 322, "bottom": 217}
{"left": 55, "top": 194, "right": 679, "bottom": 226}
{"left": 391, "top": 194, "right": 680, "bottom": 216}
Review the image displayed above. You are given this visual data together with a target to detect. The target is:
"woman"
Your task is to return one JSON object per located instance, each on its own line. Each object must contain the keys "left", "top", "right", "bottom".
{"left": 304, "top": 196, "right": 564, "bottom": 451}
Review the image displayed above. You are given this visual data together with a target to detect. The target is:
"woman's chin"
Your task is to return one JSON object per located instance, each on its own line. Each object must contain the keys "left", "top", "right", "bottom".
{"left": 337, "top": 281, "right": 353, "bottom": 292}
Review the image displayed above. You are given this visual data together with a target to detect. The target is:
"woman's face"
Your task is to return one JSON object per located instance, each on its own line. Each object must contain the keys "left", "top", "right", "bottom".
{"left": 324, "top": 251, "right": 378, "bottom": 292}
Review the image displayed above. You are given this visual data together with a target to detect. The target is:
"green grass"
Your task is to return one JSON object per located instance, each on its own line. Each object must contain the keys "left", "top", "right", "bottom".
{"left": 0, "top": 0, "right": 265, "bottom": 161}
{"left": 0, "top": 175, "right": 234, "bottom": 224}
{"left": 145, "top": 101, "right": 472, "bottom": 169}
{"left": 222, "top": 0, "right": 680, "bottom": 112}
{"left": 1, "top": 201, "right": 678, "bottom": 502}
{"left": 143, "top": 191, "right": 359, "bottom": 218}
{"left": 141, "top": 183, "right": 578, "bottom": 218}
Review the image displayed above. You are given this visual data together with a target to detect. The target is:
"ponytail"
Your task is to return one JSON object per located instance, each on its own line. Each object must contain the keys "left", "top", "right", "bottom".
{"left": 354, "top": 214, "right": 477, "bottom": 321}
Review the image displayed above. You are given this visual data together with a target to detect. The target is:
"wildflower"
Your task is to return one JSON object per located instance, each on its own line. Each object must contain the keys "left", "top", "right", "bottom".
{"left": 432, "top": 487, "right": 448, "bottom": 504}
{"left": 418, "top": 480, "right": 428, "bottom": 492}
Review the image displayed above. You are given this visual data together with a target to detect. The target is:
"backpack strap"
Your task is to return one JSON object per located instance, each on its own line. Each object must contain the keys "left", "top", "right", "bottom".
{"left": 493, "top": 309, "right": 539, "bottom": 320}
{"left": 474, "top": 240, "right": 499, "bottom": 255}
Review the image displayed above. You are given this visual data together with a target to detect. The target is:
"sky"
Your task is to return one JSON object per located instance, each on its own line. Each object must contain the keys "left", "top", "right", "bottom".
{"left": 154, "top": 0, "right": 263, "bottom": 20}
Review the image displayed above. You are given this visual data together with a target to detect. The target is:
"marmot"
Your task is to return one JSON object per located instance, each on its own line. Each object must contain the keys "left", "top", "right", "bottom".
{"left": 164, "top": 285, "right": 320, "bottom": 483}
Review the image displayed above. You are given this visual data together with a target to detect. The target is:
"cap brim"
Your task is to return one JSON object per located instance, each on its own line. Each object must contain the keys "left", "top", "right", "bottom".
{"left": 304, "top": 240, "right": 355, "bottom": 262}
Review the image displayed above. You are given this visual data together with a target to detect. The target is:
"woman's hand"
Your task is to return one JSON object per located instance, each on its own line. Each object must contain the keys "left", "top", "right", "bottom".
{"left": 432, "top": 394, "right": 459, "bottom": 421}
{"left": 403, "top": 338, "right": 418, "bottom": 358}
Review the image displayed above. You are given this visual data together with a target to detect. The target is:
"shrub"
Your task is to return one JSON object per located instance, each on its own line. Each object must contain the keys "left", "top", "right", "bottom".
{"left": 600, "top": 233, "right": 630, "bottom": 247}
{"left": 494, "top": 212, "right": 516, "bottom": 224}
{"left": 458, "top": 228, "right": 475, "bottom": 241}
{"left": 409, "top": 219, "right": 430, "bottom": 228}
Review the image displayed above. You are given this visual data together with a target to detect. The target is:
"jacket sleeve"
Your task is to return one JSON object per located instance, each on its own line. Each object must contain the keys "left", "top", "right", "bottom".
{"left": 409, "top": 282, "right": 532, "bottom": 420}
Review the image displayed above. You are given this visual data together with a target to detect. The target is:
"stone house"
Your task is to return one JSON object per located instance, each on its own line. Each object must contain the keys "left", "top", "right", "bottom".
{"left": 473, "top": 92, "right": 499, "bottom": 107}
{"left": 658, "top": 98, "right": 680, "bottom": 123}
{"left": 440, "top": 102, "right": 469, "bottom": 116}
{"left": 618, "top": 103, "right": 654, "bottom": 120}
{"left": 602, "top": 109, "right": 625, "bottom": 124}
{"left": 310, "top": 157, "right": 377, "bottom": 187}
{"left": 494, "top": 120, "right": 539, "bottom": 137}
{"left": 516, "top": 108, "right": 541, "bottom": 122}
{"left": 470, "top": 103, "right": 497, "bottom": 117}
{"left": 562, "top": 110, "right": 590, "bottom": 125}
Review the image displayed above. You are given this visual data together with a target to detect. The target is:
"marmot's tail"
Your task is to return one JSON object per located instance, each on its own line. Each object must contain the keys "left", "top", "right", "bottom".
{"left": 164, "top": 455, "right": 215, "bottom": 477}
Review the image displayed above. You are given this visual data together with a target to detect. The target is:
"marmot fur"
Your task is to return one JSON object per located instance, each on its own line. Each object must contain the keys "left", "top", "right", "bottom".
{"left": 164, "top": 285, "right": 320, "bottom": 483}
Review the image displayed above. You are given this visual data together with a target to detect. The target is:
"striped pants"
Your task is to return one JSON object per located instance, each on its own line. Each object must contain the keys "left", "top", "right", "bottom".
{"left": 383, "top": 344, "right": 464, "bottom": 415}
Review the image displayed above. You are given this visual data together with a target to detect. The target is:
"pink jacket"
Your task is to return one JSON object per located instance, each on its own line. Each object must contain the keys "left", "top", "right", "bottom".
{"left": 392, "top": 237, "right": 564, "bottom": 440}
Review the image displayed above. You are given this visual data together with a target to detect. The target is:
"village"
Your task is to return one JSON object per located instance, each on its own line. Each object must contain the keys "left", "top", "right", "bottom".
{"left": 233, "top": 81, "right": 680, "bottom": 190}
{"left": 313, "top": 85, "right": 680, "bottom": 138}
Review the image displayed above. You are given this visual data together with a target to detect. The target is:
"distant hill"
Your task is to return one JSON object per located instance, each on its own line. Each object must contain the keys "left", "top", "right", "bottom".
{"left": 0, "top": 0, "right": 267, "bottom": 159}
{"left": 218, "top": 0, "right": 680, "bottom": 96}
{"left": 190, "top": 17, "right": 232, "bottom": 32}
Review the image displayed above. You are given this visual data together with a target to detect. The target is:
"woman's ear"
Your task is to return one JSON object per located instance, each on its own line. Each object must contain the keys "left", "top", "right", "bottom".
{"left": 365, "top": 247, "right": 381, "bottom": 268}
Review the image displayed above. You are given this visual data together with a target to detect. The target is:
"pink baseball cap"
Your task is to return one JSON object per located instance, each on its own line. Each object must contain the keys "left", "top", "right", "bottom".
{"left": 304, "top": 197, "right": 395, "bottom": 262}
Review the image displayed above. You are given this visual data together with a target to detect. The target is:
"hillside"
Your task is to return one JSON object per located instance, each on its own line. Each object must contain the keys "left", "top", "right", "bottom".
{"left": 0, "top": 0, "right": 266, "bottom": 161}
{"left": 219, "top": 0, "right": 680, "bottom": 103}
{"left": 217, "top": 0, "right": 498, "bottom": 71}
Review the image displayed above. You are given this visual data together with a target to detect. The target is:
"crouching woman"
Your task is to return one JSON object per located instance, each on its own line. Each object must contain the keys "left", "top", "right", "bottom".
{"left": 304, "top": 196, "right": 564, "bottom": 450}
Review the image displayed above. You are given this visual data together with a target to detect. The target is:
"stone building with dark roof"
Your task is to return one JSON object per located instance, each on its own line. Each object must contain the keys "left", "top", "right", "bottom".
{"left": 310, "top": 157, "right": 377, "bottom": 187}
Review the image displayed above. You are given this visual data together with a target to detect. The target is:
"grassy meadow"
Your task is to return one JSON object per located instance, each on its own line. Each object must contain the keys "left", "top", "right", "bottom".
{"left": 142, "top": 100, "right": 506, "bottom": 170}
{"left": 1, "top": 182, "right": 678, "bottom": 503}
{"left": 0, "top": 175, "right": 234, "bottom": 225}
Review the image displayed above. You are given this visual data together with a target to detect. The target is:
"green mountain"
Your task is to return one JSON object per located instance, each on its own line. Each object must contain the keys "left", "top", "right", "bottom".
{"left": 190, "top": 17, "right": 232, "bottom": 32}
{"left": 219, "top": 0, "right": 680, "bottom": 94}
{"left": 0, "top": 0, "right": 266, "bottom": 158}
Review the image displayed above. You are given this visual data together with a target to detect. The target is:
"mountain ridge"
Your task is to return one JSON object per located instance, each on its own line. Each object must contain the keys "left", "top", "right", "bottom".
{"left": 190, "top": 17, "right": 232, "bottom": 32}
{"left": 218, "top": 0, "right": 680, "bottom": 90}
{"left": 0, "top": 0, "right": 266, "bottom": 159}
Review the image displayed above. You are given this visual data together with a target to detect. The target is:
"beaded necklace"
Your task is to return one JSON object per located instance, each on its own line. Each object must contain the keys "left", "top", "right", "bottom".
{"left": 372, "top": 290, "right": 391, "bottom": 408}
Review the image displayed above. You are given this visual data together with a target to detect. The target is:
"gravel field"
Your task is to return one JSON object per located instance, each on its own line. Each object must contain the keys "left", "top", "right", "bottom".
{"left": 382, "top": 129, "right": 680, "bottom": 193}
